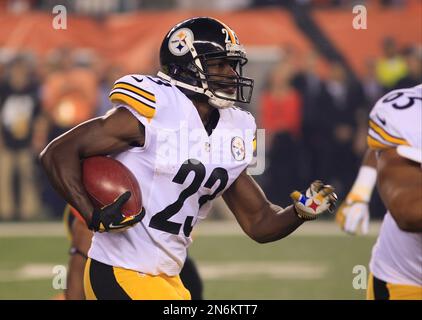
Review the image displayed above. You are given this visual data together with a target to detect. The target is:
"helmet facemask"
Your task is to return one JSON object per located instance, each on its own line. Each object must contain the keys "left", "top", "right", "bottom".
{"left": 194, "top": 53, "right": 254, "bottom": 108}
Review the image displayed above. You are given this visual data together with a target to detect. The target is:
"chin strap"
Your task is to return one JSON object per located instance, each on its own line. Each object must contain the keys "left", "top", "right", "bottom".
{"left": 208, "top": 90, "right": 235, "bottom": 109}
{"left": 157, "top": 71, "right": 234, "bottom": 109}
{"left": 208, "top": 95, "right": 234, "bottom": 109}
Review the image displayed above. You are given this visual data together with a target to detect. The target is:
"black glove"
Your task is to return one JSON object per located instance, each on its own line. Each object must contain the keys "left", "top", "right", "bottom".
{"left": 88, "top": 191, "right": 145, "bottom": 233}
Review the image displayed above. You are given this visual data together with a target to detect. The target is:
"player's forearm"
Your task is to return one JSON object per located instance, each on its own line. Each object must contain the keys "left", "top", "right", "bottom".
{"left": 345, "top": 149, "right": 377, "bottom": 201}
{"left": 40, "top": 138, "right": 94, "bottom": 223}
{"left": 223, "top": 170, "right": 306, "bottom": 243}
{"left": 40, "top": 110, "right": 143, "bottom": 223}
{"left": 362, "top": 148, "right": 377, "bottom": 168}
{"left": 249, "top": 204, "right": 304, "bottom": 243}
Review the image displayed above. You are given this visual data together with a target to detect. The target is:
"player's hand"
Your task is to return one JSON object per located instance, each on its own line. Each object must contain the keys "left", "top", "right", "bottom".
{"left": 335, "top": 200, "right": 369, "bottom": 235}
{"left": 290, "top": 180, "right": 337, "bottom": 220}
{"left": 88, "top": 191, "right": 145, "bottom": 233}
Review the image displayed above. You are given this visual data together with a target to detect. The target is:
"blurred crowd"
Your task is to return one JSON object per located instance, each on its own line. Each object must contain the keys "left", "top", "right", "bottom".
{"left": 2, "top": 0, "right": 409, "bottom": 15}
{"left": 258, "top": 39, "right": 421, "bottom": 210}
{"left": 0, "top": 36, "right": 420, "bottom": 221}
{"left": 0, "top": 47, "right": 127, "bottom": 220}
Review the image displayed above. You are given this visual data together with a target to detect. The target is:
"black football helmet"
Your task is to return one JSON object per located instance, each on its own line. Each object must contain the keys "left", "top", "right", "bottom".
{"left": 158, "top": 17, "right": 254, "bottom": 109}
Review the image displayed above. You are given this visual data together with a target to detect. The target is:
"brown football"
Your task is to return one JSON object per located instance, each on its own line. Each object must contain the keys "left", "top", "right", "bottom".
{"left": 82, "top": 156, "right": 142, "bottom": 217}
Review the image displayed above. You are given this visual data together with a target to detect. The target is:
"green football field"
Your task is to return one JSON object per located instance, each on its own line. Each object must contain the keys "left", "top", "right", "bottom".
{"left": 0, "top": 222, "right": 377, "bottom": 300}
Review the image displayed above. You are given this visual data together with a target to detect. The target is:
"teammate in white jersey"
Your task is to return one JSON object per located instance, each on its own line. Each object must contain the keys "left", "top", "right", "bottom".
{"left": 40, "top": 17, "right": 337, "bottom": 300}
{"left": 337, "top": 84, "right": 422, "bottom": 299}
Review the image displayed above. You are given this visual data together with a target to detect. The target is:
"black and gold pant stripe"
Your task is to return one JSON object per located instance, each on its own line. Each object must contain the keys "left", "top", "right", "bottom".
{"left": 84, "top": 258, "right": 131, "bottom": 300}
{"left": 372, "top": 275, "right": 390, "bottom": 300}
{"left": 84, "top": 258, "right": 191, "bottom": 300}
{"left": 367, "top": 273, "right": 422, "bottom": 300}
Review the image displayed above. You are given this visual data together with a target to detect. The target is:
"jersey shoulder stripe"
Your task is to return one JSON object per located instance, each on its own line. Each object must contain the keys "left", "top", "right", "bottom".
{"left": 367, "top": 86, "right": 421, "bottom": 150}
{"left": 367, "top": 135, "right": 391, "bottom": 150}
{"left": 368, "top": 119, "right": 409, "bottom": 145}
{"left": 109, "top": 75, "right": 157, "bottom": 119}
{"left": 113, "top": 82, "right": 156, "bottom": 103}
{"left": 109, "top": 92, "right": 156, "bottom": 118}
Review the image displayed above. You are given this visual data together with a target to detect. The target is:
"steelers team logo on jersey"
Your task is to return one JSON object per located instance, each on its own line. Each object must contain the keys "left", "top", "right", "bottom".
{"left": 231, "top": 136, "right": 246, "bottom": 161}
{"left": 169, "top": 28, "right": 194, "bottom": 56}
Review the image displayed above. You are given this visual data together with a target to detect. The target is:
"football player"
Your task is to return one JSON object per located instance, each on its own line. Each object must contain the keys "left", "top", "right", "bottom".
{"left": 63, "top": 205, "right": 92, "bottom": 300}
{"left": 337, "top": 84, "right": 422, "bottom": 299}
{"left": 40, "top": 17, "right": 337, "bottom": 300}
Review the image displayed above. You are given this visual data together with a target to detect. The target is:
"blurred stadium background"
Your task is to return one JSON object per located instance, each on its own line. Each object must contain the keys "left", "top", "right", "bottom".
{"left": 0, "top": 0, "right": 420, "bottom": 299}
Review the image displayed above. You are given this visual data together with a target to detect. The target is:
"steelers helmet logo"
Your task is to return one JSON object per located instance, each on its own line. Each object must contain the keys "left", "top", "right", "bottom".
{"left": 168, "top": 28, "right": 194, "bottom": 56}
{"left": 231, "top": 136, "right": 245, "bottom": 161}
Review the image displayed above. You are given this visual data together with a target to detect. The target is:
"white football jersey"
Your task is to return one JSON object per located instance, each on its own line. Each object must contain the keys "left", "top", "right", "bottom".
{"left": 88, "top": 74, "right": 256, "bottom": 276}
{"left": 368, "top": 84, "right": 422, "bottom": 286}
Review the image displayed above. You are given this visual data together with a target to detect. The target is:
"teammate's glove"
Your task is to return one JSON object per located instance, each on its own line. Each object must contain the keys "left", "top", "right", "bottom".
{"left": 290, "top": 180, "right": 337, "bottom": 220}
{"left": 336, "top": 200, "right": 369, "bottom": 235}
{"left": 88, "top": 191, "right": 145, "bottom": 233}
